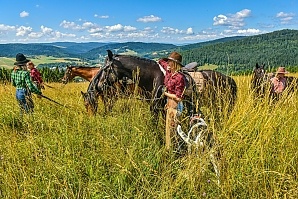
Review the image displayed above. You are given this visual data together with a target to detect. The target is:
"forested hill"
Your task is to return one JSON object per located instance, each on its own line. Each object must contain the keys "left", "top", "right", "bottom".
{"left": 180, "top": 29, "right": 298, "bottom": 73}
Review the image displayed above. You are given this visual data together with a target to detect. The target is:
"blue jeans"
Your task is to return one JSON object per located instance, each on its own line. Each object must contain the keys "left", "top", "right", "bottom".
{"left": 177, "top": 101, "right": 184, "bottom": 117}
{"left": 16, "top": 88, "right": 34, "bottom": 114}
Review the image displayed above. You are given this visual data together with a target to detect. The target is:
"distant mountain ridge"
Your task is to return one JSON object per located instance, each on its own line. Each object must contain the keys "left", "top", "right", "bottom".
{"left": 0, "top": 35, "right": 245, "bottom": 59}
{"left": 0, "top": 29, "right": 297, "bottom": 73}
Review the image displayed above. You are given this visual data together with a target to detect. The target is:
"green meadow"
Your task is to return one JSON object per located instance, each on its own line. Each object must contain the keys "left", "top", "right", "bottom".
{"left": 0, "top": 56, "right": 82, "bottom": 69}
{"left": 0, "top": 74, "right": 297, "bottom": 198}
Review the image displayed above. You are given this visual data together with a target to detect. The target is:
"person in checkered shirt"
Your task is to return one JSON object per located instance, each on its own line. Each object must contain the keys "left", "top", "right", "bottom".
{"left": 159, "top": 52, "right": 186, "bottom": 151}
{"left": 11, "top": 53, "right": 42, "bottom": 115}
{"left": 26, "top": 61, "right": 45, "bottom": 90}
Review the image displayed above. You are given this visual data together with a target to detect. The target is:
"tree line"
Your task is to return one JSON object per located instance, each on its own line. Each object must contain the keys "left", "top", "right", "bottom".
{"left": 0, "top": 67, "right": 65, "bottom": 83}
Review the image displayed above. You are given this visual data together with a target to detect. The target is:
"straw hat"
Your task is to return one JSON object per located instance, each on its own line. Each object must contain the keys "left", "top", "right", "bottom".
{"left": 276, "top": 67, "right": 289, "bottom": 74}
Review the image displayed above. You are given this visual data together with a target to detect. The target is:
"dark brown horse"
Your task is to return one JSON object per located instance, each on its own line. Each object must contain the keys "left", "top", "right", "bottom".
{"left": 81, "top": 50, "right": 169, "bottom": 119}
{"left": 188, "top": 69, "right": 237, "bottom": 120}
{"left": 61, "top": 66, "right": 101, "bottom": 84}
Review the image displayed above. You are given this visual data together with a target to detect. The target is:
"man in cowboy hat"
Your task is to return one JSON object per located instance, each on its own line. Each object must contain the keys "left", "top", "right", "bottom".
{"left": 158, "top": 52, "right": 186, "bottom": 151}
{"left": 11, "top": 53, "right": 42, "bottom": 115}
{"left": 269, "top": 66, "right": 289, "bottom": 100}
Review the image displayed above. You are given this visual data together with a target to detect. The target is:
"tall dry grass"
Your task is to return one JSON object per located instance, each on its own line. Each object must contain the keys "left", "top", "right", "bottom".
{"left": 0, "top": 75, "right": 297, "bottom": 198}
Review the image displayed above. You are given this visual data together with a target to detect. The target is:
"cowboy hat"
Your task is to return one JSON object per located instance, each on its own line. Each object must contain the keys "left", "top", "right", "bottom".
{"left": 14, "top": 53, "right": 30, "bottom": 65}
{"left": 162, "top": 51, "right": 184, "bottom": 67}
{"left": 276, "top": 67, "right": 289, "bottom": 74}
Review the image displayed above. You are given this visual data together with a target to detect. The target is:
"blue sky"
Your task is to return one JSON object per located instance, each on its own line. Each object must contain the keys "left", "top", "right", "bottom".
{"left": 0, "top": 0, "right": 297, "bottom": 44}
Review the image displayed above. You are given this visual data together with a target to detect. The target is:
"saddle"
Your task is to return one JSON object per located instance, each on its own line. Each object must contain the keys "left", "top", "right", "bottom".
{"left": 180, "top": 70, "right": 204, "bottom": 95}
{"left": 188, "top": 71, "right": 204, "bottom": 92}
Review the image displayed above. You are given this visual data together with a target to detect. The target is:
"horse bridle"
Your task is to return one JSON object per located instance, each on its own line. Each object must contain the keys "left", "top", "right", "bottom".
{"left": 62, "top": 67, "right": 72, "bottom": 84}
{"left": 100, "top": 58, "right": 119, "bottom": 90}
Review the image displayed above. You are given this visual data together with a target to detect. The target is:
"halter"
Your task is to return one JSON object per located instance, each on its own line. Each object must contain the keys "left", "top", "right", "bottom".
{"left": 62, "top": 66, "right": 72, "bottom": 84}
{"left": 99, "top": 58, "right": 119, "bottom": 91}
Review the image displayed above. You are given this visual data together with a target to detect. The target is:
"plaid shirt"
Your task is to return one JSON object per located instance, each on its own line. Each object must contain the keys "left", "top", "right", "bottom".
{"left": 11, "top": 69, "right": 42, "bottom": 95}
{"left": 164, "top": 72, "right": 186, "bottom": 99}
{"left": 30, "top": 68, "right": 43, "bottom": 84}
{"left": 159, "top": 59, "right": 186, "bottom": 98}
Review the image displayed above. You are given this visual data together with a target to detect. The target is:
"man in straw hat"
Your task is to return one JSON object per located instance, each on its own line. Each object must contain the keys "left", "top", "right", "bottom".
{"left": 11, "top": 53, "right": 42, "bottom": 115}
{"left": 158, "top": 52, "right": 187, "bottom": 151}
{"left": 270, "top": 66, "right": 289, "bottom": 95}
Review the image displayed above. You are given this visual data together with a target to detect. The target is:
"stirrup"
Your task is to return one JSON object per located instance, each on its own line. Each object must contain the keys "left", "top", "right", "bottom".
{"left": 189, "top": 114, "right": 201, "bottom": 125}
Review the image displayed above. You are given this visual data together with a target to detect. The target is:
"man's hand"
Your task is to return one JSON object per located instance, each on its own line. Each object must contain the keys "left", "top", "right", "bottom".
{"left": 36, "top": 94, "right": 42, "bottom": 99}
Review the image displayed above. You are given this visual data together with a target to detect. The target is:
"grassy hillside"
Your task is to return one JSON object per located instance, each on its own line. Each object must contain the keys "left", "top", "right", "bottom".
{"left": 0, "top": 55, "right": 82, "bottom": 69}
{"left": 0, "top": 74, "right": 297, "bottom": 198}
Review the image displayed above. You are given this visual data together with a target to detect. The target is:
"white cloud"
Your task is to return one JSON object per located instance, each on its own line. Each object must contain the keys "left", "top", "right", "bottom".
{"left": 213, "top": 15, "right": 228, "bottom": 26}
{"left": 137, "top": 15, "right": 162, "bottom": 23}
{"left": 213, "top": 9, "right": 251, "bottom": 29}
{"left": 28, "top": 32, "right": 43, "bottom": 39}
{"left": 82, "top": 21, "right": 98, "bottom": 29}
{"left": 123, "top": 25, "right": 137, "bottom": 32}
{"left": 237, "top": 28, "right": 260, "bottom": 34}
{"left": 105, "top": 24, "right": 123, "bottom": 32}
{"left": 186, "top": 27, "right": 194, "bottom": 35}
{"left": 60, "top": 20, "right": 82, "bottom": 30}
{"left": 16, "top": 26, "right": 32, "bottom": 36}
{"left": 276, "top": 12, "right": 295, "bottom": 24}
{"left": 94, "top": 14, "right": 109, "bottom": 19}
{"left": 161, "top": 27, "right": 194, "bottom": 35}
{"left": 88, "top": 27, "right": 103, "bottom": 33}
{"left": 41, "top": 25, "right": 53, "bottom": 34}
{"left": 20, "top": 11, "right": 29, "bottom": 18}
{"left": 0, "top": 24, "right": 15, "bottom": 32}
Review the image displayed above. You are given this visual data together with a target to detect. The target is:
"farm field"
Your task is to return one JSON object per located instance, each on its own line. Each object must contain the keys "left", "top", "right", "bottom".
{"left": 0, "top": 74, "right": 297, "bottom": 198}
{"left": 0, "top": 56, "right": 82, "bottom": 69}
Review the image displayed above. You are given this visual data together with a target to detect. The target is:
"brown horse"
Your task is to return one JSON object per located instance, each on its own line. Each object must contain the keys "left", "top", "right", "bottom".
{"left": 61, "top": 66, "right": 100, "bottom": 84}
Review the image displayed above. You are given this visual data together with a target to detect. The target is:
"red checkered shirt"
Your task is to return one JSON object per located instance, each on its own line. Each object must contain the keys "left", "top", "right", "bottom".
{"left": 159, "top": 59, "right": 186, "bottom": 99}
{"left": 30, "top": 68, "right": 43, "bottom": 84}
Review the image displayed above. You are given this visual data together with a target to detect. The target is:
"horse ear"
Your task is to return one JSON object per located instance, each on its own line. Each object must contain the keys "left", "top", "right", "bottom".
{"left": 256, "top": 63, "right": 259, "bottom": 68}
{"left": 107, "top": 50, "right": 113, "bottom": 61}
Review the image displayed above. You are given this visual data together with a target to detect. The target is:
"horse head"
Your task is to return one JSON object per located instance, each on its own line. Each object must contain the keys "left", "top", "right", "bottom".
{"left": 94, "top": 55, "right": 120, "bottom": 94}
{"left": 81, "top": 90, "right": 99, "bottom": 115}
{"left": 253, "top": 63, "right": 266, "bottom": 80}
{"left": 61, "top": 66, "right": 73, "bottom": 84}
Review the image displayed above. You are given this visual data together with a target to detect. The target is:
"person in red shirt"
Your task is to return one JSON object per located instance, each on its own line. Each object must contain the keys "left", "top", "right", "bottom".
{"left": 26, "top": 61, "right": 45, "bottom": 90}
{"left": 159, "top": 52, "right": 186, "bottom": 151}
{"left": 270, "top": 66, "right": 289, "bottom": 100}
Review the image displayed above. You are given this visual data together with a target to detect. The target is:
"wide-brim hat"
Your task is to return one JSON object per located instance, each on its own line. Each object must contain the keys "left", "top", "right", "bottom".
{"left": 162, "top": 51, "right": 184, "bottom": 67}
{"left": 276, "top": 67, "right": 289, "bottom": 74}
{"left": 14, "top": 53, "right": 30, "bottom": 65}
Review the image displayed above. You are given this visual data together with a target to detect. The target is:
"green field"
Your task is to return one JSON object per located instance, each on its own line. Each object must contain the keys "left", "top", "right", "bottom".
{"left": 197, "top": 63, "right": 218, "bottom": 70}
{"left": 0, "top": 75, "right": 297, "bottom": 198}
{"left": 0, "top": 56, "right": 82, "bottom": 69}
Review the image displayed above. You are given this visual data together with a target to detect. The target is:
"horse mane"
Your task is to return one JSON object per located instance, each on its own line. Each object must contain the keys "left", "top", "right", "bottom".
{"left": 69, "top": 65, "right": 100, "bottom": 68}
{"left": 114, "top": 54, "right": 157, "bottom": 65}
